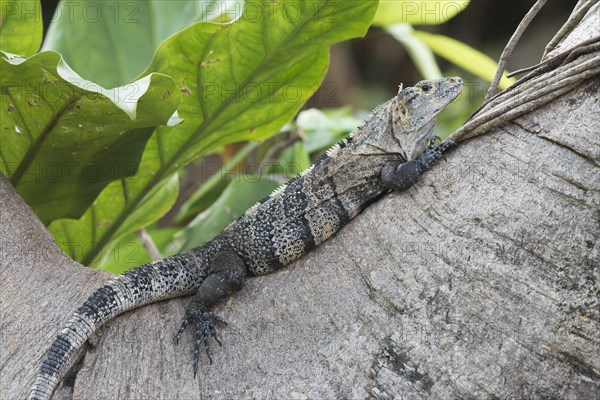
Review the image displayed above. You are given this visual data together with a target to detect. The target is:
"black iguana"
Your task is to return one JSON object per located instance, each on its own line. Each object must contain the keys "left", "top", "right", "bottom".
{"left": 29, "top": 77, "right": 463, "bottom": 400}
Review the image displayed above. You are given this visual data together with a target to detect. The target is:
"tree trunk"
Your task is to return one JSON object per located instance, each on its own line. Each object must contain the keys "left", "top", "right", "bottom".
{"left": 1, "top": 5, "right": 599, "bottom": 400}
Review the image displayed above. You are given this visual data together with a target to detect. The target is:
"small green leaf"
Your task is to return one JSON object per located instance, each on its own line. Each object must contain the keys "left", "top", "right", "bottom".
{"left": 176, "top": 179, "right": 230, "bottom": 224}
{"left": 174, "top": 178, "right": 279, "bottom": 252}
{"left": 0, "top": 0, "right": 42, "bottom": 56}
{"left": 373, "top": 0, "right": 470, "bottom": 26}
{"left": 413, "top": 30, "right": 516, "bottom": 89}
{"left": 0, "top": 51, "right": 181, "bottom": 224}
{"left": 294, "top": 142, "right": 312, "bottom": 172}
{"left": 297, "top": 107, "right": 362, "bottom": 153}
{"left": 276, "top": 141, "right": 310, "bottom": 177}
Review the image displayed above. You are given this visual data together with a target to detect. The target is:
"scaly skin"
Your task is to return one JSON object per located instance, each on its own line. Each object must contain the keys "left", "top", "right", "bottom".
{"left": 29, "top": 77, "right": 463, "bottom": 400}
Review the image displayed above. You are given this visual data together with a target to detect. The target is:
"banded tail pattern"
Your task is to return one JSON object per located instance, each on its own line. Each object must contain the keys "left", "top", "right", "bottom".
{"left": 29, "top": 254, "right": 203, "bottom": 400}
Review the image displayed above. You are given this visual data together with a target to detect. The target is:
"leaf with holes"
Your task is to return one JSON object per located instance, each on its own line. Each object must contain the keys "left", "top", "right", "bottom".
{"left": 0, "top": 51, "right": 181, "bottom": 224}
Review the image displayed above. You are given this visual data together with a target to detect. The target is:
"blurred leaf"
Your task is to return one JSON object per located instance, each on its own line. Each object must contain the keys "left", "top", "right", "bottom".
{"left": 296, "top": 106, "right": 359, "bottom": 132}
{"left": 177, "top": 179, "right": 230, "bottom": 224}
{"left": 276, "top": 141, "right": 310, "bottom": 177}
{"left": 42, "top": 0, "right": 242, "bottom": 88}
{"left": 49, "top": 173, "right": 179, "bottom": 267}
{"left": 49, "top": 0, "right": 378, "bottom": 267}
{"left": 176, "top": 141, "right": 259, "bottom": 223}
{"left": 413, "top": 30, "right": 516, "bottom": 89}
{"left": 373, "top": 0, "right": 470, "bottom": 26}
{"left": 386, "top": 24, "right": 442, "bottom": 80}
{"left": 174, "top": 178, "right": 278, "bottom": 252}
{"left": 90, "top": 226, "right": 179, "bottom": 274}
{"left": 292, "top": 141, "right": 311, "bottom": 172}
{"left": 296, "top": 107, "right": 361, "bottom": 153}
{"left": 0, "top": 0, "right": 42, "bottom": 56}
{"left": 0, "top": 51, "right": 180, "bottom": 224}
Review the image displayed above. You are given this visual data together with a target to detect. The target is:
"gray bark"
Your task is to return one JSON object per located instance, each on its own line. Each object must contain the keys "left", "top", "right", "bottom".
{"left": 1, "top": 6, "right": 599, "bottom": 400}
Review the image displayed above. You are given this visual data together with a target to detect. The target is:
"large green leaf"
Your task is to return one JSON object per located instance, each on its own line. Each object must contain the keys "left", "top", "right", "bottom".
{"left": 0, "top": 51, "right": 181, "bottom": 224}
{"left": 50, "top": 173, "right": 180, "bottom": 266}
{"left": 0, "top": 0, "right": 42, "bottom": 56}
{"left": 42, "top": 0, "right": 241, "bottom": 88}
{"left": 373, "top": 0, "right": 470, "bottom": 26}
{"left": 413, "top": 31, "right": 515, "bottom": 89}
{"left": 49, "top": 0, "right": 379, "bottom": 267}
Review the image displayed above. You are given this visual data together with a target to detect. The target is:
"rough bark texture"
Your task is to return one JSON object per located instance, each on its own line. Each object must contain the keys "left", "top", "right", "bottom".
{"left": 2, "top": 9, "right": 599, "bottom": 400}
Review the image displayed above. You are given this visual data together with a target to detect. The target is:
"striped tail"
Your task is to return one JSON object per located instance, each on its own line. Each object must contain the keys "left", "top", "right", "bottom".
{"left": 28, "top": 255, "right": 202, "bottom": 400}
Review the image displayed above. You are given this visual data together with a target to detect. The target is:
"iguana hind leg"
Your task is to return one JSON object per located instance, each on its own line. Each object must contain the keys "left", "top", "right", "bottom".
{"left": 175, "top": 249, "right": 247, "bottom": 376}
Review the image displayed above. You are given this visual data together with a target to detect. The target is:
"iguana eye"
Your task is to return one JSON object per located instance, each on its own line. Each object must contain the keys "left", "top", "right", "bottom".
{"left": 421, "top": 84, "right": 432, "bottom": 92}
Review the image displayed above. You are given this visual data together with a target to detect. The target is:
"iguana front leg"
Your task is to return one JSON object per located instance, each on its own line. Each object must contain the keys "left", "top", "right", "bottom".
{"left": 418, "top": 139, "right": 455, "bottom": 170}
{"left": 176, "top": 249, "right": 247, "bottom": 376}
{"left": 381, "top": 139, "right": 455, "bottom": 190}
{"left": 381, "top": 160, "right": 425, "bottom": 190}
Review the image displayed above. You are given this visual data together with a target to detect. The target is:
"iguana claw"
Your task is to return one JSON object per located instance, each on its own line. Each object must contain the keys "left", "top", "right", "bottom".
{"left": 418, "top": 139, "right": 456, "bottom": 170}
{"left": 176, "top": 309, "right": 227, "bottom": 377}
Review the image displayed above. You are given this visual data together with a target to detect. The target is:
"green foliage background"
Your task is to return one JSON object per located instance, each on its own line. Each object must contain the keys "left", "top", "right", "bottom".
{"left": 0, "top": 0, "right": 515, "bottom": 272}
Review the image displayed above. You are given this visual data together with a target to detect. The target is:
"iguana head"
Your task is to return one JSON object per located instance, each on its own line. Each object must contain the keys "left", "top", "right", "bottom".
{"left": 391, "top": 77, "right": 463, "bottom": 160}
